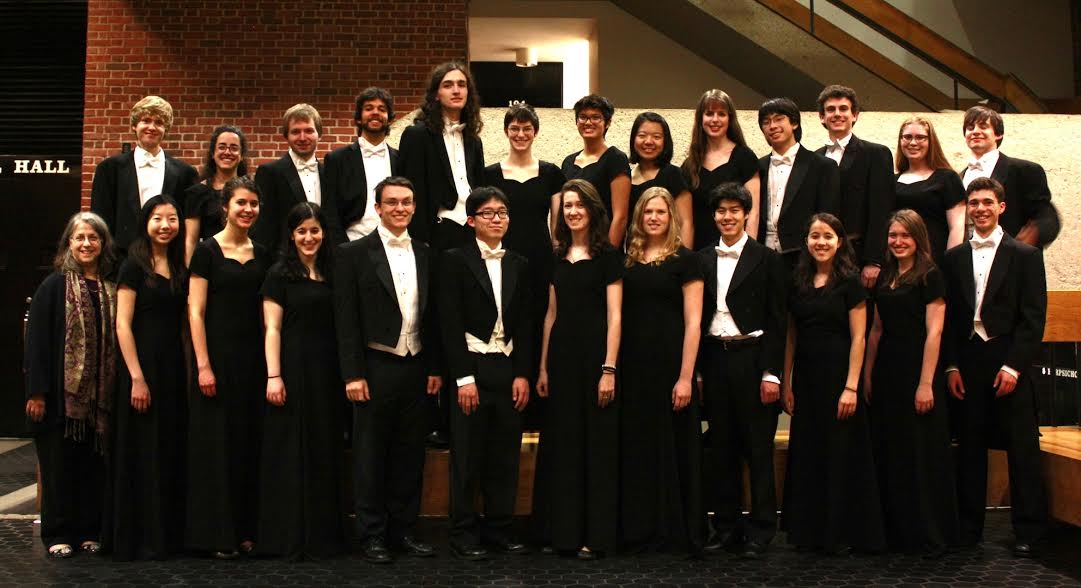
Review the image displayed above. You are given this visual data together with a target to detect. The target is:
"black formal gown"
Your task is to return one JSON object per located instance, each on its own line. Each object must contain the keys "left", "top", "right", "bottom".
{"left": 256, "top": 267, "right": 344, "bottom": 558}
{"left": 685, "top": 145, "right": 758, "bottom": 251}
{"left": 894, "top": 169, "right": 964, "bottom": 266}
{"left": 561, "top": 147, "right": 630, "bottom": 220}
{"left": 619, "top": 249, "right": 705, "bottom": 553}
{"left": 186, "top": 238, "right": 269, "bottom": 552}
{"left": 870, "top": 269, "right": 958, "bottom": 552}
{"left": 184, "top": 183, "right": 225, "bottom": 242}
{"left": 629, "top": 164, "right": 688, "bottom": 221}
{"left": 483, "top": 161, "right": 564, "bottom": 429}
{"left": 111, "top": 261, "right": 188, "bottom": 560}
{"left": 533, "top": 248, "right": 622, "bottom": 554}
{"left": 782, "top": 274, "right": 885, "bottom": 552}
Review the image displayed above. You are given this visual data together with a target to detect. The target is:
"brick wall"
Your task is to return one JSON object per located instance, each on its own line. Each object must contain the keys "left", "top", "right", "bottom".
{"left": 81, "top": 0, "right": 469, "bottom": 207}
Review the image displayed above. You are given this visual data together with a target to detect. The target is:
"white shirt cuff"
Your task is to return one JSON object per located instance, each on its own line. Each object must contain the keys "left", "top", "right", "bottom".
{"left": 944, "top": 366, "right": 959, "bottom": 373}
{"left": 761, "top": 371, "right": 780, "bottom": 385}
{"left": 1000, "top": 365, "right": 1020, "bottom": 379}
{"left": 455, "top": 376, "right": 476, "bottom": 387}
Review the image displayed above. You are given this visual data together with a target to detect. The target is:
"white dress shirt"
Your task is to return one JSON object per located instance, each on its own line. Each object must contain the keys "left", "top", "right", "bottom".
{"left": 346, "top": 136, "right": 392, "bottom": 241}
{"left": 457, "top": 240, "right": 513, "bottom": 387}
{"left": 289, "top": 149, "right": 321, "bottom": 205}
{"left": 709, "top": 234, "right": 778, "bottom": 384}
{"left": 765, "top": 143, "right": 800, "bottom": 252}
{"left": 824, "top": 133, "right": 852, "bottom": 165}
{"left": 368, "top": 225, "right": 422, "bottom": 357}
{"left": 436, "top": 119, "right": 472, "bottom": 226}
{"left": 134, "top": 146, "right": 165, "bottom": 206}
{"left": 962, "top": 148, "right": 1000, "bottom": 189}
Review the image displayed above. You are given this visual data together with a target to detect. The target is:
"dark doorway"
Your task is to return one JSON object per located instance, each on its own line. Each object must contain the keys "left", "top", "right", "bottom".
{"left": 470, "top": 61, "right": 563, "bottom": 108}
{"left": 0, "top": 1, "right": 87, "bottom": 436}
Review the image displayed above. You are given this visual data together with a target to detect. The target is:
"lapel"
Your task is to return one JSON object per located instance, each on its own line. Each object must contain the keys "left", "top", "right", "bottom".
{"left": 389, "top": 146, "right": 400, "bottom": 175}
{"left": 984, "top": 233, "right": 1015, "bottom": 304}
{"left": 699, "top": 248, "right": 718, "bottom": 309}
{"left": 281, "top": 154, "right": 307, "bottom": 205}
{"left": 119, "top": 151, "right": 139, "bottom": 215}
{"left": 347, "top": 142, "right": 367, "bottom": 187}
{"left": 463, "top": 240, "right": 496, "bottom": 304}
{"left": 464, "top": 136, "right": 480, "bottom": 187}
{"left": 729, "top": 237, "right": 762, "bottom": 295}
{"left": 433, "top": 127, "right": 455, "bottom": 192}
{"left": 501, "top": 253, "right": 517, "bottom": 321}
{"left": 990, "top": 152, "right": 1010, "bottom": 184}
{"left": 839, "top": 135, "right": 860, "bottom": 175}
{"left": 366, "top": 234, "right": 396, "bottom": 300}
{"left": 162, "top": 153, "right": 180, "bottom": 197}
{"left": 957, "top": 243, "right": 976, "bottom": 310}
{"left": 415, "top": 241, "right": 429, "bottom": 317}
{"left": 780, "top": 146, "right": 811, "bottom": 219}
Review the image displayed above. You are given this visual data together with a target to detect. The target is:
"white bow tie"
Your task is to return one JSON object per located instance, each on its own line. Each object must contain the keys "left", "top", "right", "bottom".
{"left": 386, "top": 235, "right": 411, "bottom": 248}
{"left": 825, "top": 139, "right": 842, "bottom": 150}
{"left": 771, "top": 154, "right": 792, "bottom": 167}
{"left": 715, "top": 247, "right": 739, "bottom": 259}
{"left": 138, "top": 152, "right": 163, "bottom": 168}
{"left": 445, "top": 122, "right": 465, "bottom": 134}
{"left": 481, "top": 248, "right": 505, "bottom": 260}
{"left": 967, "top": 160, "right": 983, "bottom": 171}
{"left": 296, "top": 159, "right": 318, "bottom": 173}
{"left": 970, "top": 236, "right": 995, "bottom": 249}
{"left": 363, "top": 146, "right": 387, "bottom": 158}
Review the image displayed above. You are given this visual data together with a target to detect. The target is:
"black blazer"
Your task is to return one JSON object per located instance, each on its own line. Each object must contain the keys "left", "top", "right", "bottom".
{"left": 941, "top": 232, "right": 1046, "bottom": 373}
{"left": 252, "top": 153, "right": 325, "bottom": 258}
{"left": 438, "top": 241, "right": 533, "bottom": 381}
{"left": 757, "top": 146, "right": 841, "bottom": 252}
{"left": 964, "top": 153, "right": 1060, "bottom": 247}
{"left": 333, "top": 230, "right": 436, "bottom": 380}
{"left": 815, "top": 135, "right": 895, "bottom": 265}
{"left": 696, "top": 238, "right": 789, "bottom": 375}
{"left": 89, "top": 150, "right": 197, "bottom": 251}
{"left": 322, "top": 140, "right": 400, "bottom": 246}
{"left": 398, "top": 121, "right": 484, "bottom": 242}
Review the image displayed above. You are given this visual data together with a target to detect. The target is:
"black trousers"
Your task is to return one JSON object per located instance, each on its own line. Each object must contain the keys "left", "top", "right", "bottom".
{"left": 427, "top": 218, "right": 475, "bottom": 437}
{"left": 700, "top": 338, "right": 779, "bottom": 544}
{"left": 449, "top": 352, "right": 523, "bottom": 546}
{"left": 955, "top": 335, "right": 1047, "bottom": 544}
{"left": 35, "top": 427, "right": 105, "bottom": 547}
{"left": 352, "top": 350, "right": 428, "bottom": 542}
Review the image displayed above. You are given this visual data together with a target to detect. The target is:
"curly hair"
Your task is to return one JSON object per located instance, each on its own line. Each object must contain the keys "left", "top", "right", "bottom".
{"left": 553, "top": 179, "right": 611, "bottom": 260}
{"left": 415, "top": 62, "right": 483, "bottom": 138}
{"left": 625, "top": 187, "right": 682, "bottom": 267}
{"left": 793, "top": 213, "right": 858, "bottom": 295}
{"left": 199, "top": 125, "right": 249, "bottom": 182}
{"left": 54, "top": 211, "right": 116, "bottom": 278}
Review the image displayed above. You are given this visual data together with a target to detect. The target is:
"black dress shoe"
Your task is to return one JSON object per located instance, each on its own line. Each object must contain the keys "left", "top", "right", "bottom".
{"left": 362, "top": 537, "right": 393, "bottom": 564}
{"left": 489, "top": 538, "right": 529, "bottom": 555}
{"left": 394, "top": 535, "right": 436, "bottom": 558}
{"left": 576, "top": 547, "right": 603, "bottom": 560}
{"left": 705, "top": 531, "right": 743, "bottom": 553}
{"left": 741, "top": 540, "right": 768, "bottom": 558}
{"left": 1013, "top": 542, "right": 1038, "bottom": 558}
{"left": 426, "top": 431, "right": 450, "bottom": 449}
{"left": 450, "top": 542, "right": 488, "bottom": 561}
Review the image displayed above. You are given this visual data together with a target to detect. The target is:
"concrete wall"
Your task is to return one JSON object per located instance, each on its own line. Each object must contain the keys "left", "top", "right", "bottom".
{"left": 384, "top": 108, "right": 1080, "bottom": 288}
{"left": 469, "top": 0, "right": 766, "bottom": 109}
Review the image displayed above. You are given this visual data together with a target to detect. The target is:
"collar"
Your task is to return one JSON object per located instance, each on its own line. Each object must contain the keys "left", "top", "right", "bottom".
{"left": 443, "top": 117, "right": 465, "bottom": 135}
{"left": 716, "top": 232, "right": 749, "bottom": 255}
{"left": 289, "top": 149, "right": 317, "bottom": 169}
{"left": 971, "top": 148, "right": 1000, "bottom": 170}
{"left": 358, "top": 135, "right": 387, "bottom": 152}
{"left": 477, "top": 238, "right": 504, "bottom": 256}
{"left": 377, "top": 224, "right": 411, "bottom": 246}
{"left": 826, "top": 133, "right": 853, "bottom": 150}
{"left": 772, "top": 142, "right": 800, "bottom": 160}
{"left": 134, "top": 146, "right": 164, "bottom": 166}
{"left": 970, "top": 225, "right": 1004, "bottom": 249}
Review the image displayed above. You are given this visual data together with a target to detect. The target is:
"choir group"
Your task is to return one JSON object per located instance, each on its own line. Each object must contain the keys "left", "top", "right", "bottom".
{"left": 24, "top": 61, "right": 1058, "bottom": 564}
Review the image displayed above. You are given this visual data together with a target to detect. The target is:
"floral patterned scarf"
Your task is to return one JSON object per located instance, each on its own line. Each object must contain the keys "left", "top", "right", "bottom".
{"left": 61, "top": 270, "right": 116, "bottom": 454}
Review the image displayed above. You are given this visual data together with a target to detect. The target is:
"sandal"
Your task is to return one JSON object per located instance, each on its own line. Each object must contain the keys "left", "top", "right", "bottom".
{"left": 80, "top": 540, "right": 102, "bottom": 554}
{"left": 47, "top": 544, "right": 73, "bottom": 559}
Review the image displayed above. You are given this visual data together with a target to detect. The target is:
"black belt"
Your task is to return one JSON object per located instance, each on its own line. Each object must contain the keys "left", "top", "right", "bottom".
{"left": 709, "top": 336, "right": 760, "bottom": 351}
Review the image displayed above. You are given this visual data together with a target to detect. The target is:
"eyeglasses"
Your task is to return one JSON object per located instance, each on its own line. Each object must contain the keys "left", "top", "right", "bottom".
{"left": 474, "top": 209, "right": 509, "bottom": 220}
{"left": 901, "top": 134, "right": 929, "bottom": 144}
{"left": 216, "top": 144, "right": 242, "bottom": 153}
{"left": 70, "top": 234, "right": 101, "bottom": 244}
{"left": 577, "top": 114, "right": 604, "bottom": 124}
{"left": 381, "top": 199, "right": 414, "bottom": 209}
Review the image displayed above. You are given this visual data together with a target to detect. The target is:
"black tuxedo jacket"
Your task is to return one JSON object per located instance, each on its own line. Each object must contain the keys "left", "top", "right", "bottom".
{"left": 438, "top": 241, "right": 533, "bottom": 381}
{"left": 398, "top": 121, "right": 484, "bottom": 242}
{"left": 333, "top": 230, "right": 437, "bottom": 380}
{"left": 89, "top": 150, "right": 197, "bottom": 251}
{"left": 757, "top": 146, "right": 841, "bottom": 252}
{"left": 941, "top": 232, "right": 1046, "bottom": 374}
{"left": 696, "top": 238, "right": 789, "bottom": 375}
{"left": 322, "top": 140, "right": 400, "bottom": 246}
{"left": 815, "top": 135, "right": 895, "bottom": 265}
{"left": 960, "top": 153, "right": 1060, "bottom": 247}
{"left": 252, "top": 153, "right": 325, "bottom": 258}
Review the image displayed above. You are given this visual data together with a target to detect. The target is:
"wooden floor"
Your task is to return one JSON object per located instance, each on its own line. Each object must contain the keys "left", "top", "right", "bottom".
{"left": 417, "top": 427, "right": 1081, "bottom": 525}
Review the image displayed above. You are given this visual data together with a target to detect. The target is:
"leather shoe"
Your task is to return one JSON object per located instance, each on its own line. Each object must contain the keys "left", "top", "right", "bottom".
{"left": 705, "top": 531, "right": 743, "bottom": 553}
{"left": 488, "top": 537, "right": 529, "bottom": 555}
{"left": 394, "top": 535, "right": 436, "bottom": 558}
{"left": 1013, "top": 542, "right": 1038, "bottom": 558}
{"left": 576, "top": 547, "right": 603, "bottom": 560}
{"left": 741, "top": 540, "right": 768, "bottom": 559}
{"left": 450, "top": 541, "right": 488, "bottom": 561}
{"left": 362, "top": 537, "right": 393, "bottom": 564}
{"left": 426, "top": 431, "right": 450, "bottom": 449}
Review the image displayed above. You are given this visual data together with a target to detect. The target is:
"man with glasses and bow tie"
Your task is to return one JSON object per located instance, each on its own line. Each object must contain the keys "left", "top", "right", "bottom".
{"left": 960, "top": 106, "right": 1059, "bottom": 248}
{"left": 695, "top": 182, "right": 788, "bottom": 558}
{"left": 814, "top": 85, "right": 895, "bottom": 289}
{"left": 941, "top": 176, "right": 1048, "bottom": 558}
{"left": 438, "top": 186, "right": 533, "bottom": 561}
{"left": 334, "top": 176, "right": 443, "bottom": 564}
{"left": 755, "top": 98, "right": 840, "bottom": 268}
{"left": 90, "top": 95, "right": 197, "bottom": 259}
{"left": 323, "top": 87, "right": 400, "bottom": 246}
{"left": 253, "top": 103, "right": 325, "bottom": 257}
